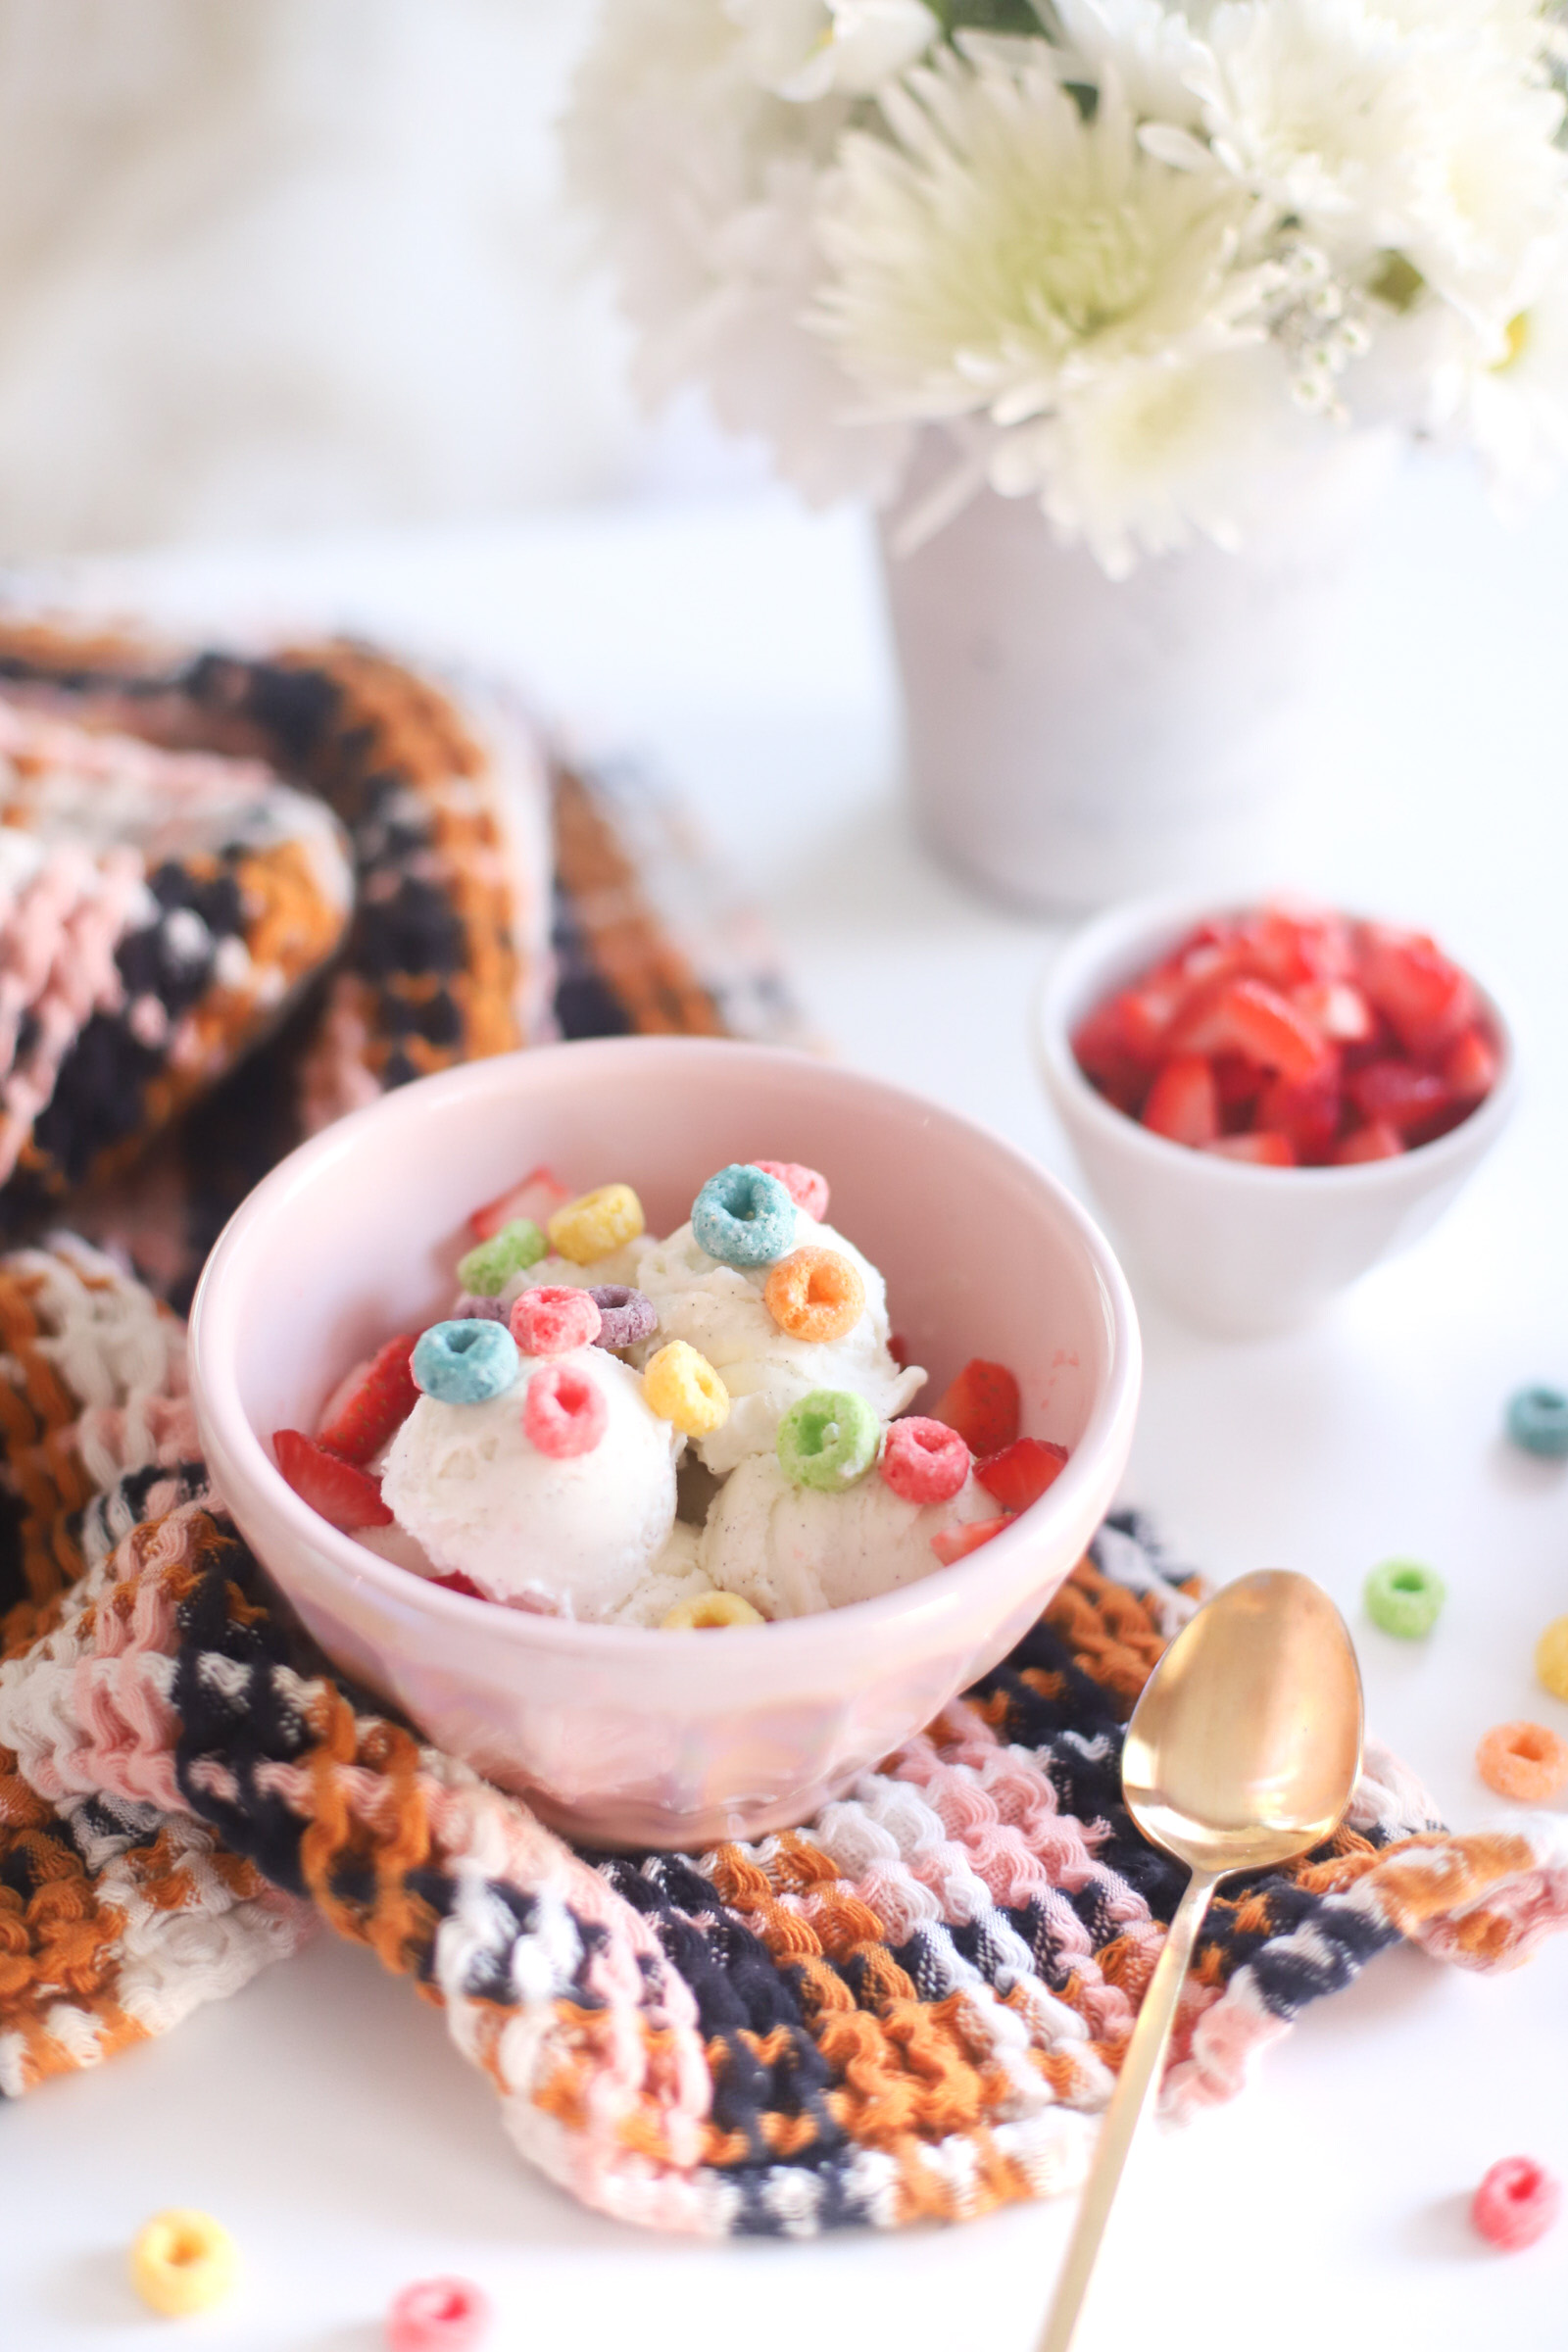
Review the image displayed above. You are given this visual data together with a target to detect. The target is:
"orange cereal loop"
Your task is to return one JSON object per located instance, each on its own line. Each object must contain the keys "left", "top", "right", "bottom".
{"left": 662, "top": 1590, "right": 765, "bottom": 1629}
{"left": 763, "top": 1248, "right": 865, "bottom": 1345}
{"left": 1476, "top": 1720, "right": 1568, "bottom": 1803}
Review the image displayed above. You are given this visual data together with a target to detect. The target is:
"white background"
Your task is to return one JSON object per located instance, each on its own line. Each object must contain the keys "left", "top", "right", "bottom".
{"left": 5, "top": 454, "right": 1568, "bottom": 2346}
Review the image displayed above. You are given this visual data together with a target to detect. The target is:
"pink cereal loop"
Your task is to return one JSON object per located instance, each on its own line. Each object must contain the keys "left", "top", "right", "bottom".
{"left": 752, "top": 1160, "right": 829, "bottom": 1221}
{"left": 522, "top": 1363, "right": 608, "bottom": 1459}
{"left": 386, "top": 2274, "right": 491, "bottom": 2351}
{"left": 1472, "top": 2156, "right": 1562, "bottom": 2251}
{"left": 881, "top": 1416, "right": 969, "bottom": 1505}
{"left": 509, "top": 1286, "right": 602, "bottom": 1358}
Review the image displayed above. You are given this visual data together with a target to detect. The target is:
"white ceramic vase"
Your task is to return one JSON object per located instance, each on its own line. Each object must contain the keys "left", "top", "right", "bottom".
{"left": 878, "top": 443, "right": 1385, "bottom": 914}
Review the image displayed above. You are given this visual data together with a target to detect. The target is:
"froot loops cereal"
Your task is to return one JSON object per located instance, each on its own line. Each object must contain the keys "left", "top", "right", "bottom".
{"left": 522, "top": 1363, "right": 608, "bottom": 1459}
{"left": 128, "top": 2209, "right": 238, "bottom": 2317}
{"left": 1536, "top": 1615, "right": 1568, "bottom": 1702}
{"left": 548, "top": 1183, "right": 645, "bottom": 1265}
{"left": 1475, "top": 1720, "right": 1568, "bottom": 1803}
{"left": 509, "top": 1286, "right": 602, "bottom": 1358}
{"left": 662, "top": 1590, "right": 765, "bottom": 1629}
{"left": 589, "top": 1284, "right": 657, "bottom": 1348}
{"left": 413, "top": 1319, "right": 518, "bottom": 1405}
{"left": 1471, "top": 2157, "right": 1562, "bottom": 2252}
{"left": 880, "top": 1415, "right": 970, "bottom": 1505}
{"left": 691, "top": 1163, "right": 796, "bottom": 1268}
{"left": 753, "top": 1158, "right": 830, "bottom": 1220}
{"left": 386, "top": 2274, "right": 492, "bottom": 2351}
{"left": 642, "top": 1340, "right": 730, "bottom": 1437}
{"left": 778, "top": 1389, "right": 880, "bottom": 1493}
{"left": 1363, "top": 1558, "right": 1446, "bottom": 1640}
{"left": 763, "top": 1247, "right": 865, "bottom": 1344}
{"left": 1505, "top": 1384, "right": 1568, "bottom": 1459}
{"left": 456, "top": 1218, "right": 545, "bottom": 1298}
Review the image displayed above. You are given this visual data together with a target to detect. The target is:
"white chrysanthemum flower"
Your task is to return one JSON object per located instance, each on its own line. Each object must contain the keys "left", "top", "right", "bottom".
{"left": 727, "top": 0, "right": 939, "bottom": 99}
{"left": 1429, "top": 253, "right": 1568, "bottom": 507}
{"left": 563, "top": 0, "right": 910, "bottom": 501}
{"left": 814, "top": 39, "right": 1266, "bottom": 433}
{"left": 1052, "top": 0, "right": 1213, "bottom": 128}
{"left": 1189, "top": 0, "right": 1566, "bottom": 323}
{"left": 991, "top": 340, "right": 1325, "bottom": 573}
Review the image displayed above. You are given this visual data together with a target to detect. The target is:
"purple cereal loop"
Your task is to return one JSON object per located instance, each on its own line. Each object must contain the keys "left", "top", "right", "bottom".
{"left": 589, "top": 1285, "right": 657, "bottom": 1349}
{"left": 453, "top": 1293, "right": 508, "bottom": 1323}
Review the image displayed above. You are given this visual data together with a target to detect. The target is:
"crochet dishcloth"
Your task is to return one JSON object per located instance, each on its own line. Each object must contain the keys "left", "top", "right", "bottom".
{"left": 3, "top": 1241, "right": 1566, "bottom": 2235}
{"left": 0, "top": 616, "right": 804, "bottom": 1302}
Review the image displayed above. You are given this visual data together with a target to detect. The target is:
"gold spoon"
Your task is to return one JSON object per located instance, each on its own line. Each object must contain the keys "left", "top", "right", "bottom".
{"left": 1039, "top": 1569, "right": 1364, "bottom": 2352}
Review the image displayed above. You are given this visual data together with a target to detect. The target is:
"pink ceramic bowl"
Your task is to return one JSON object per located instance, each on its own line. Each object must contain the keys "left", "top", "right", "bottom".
{"left": 188, "top": 1037, "right": 1141, "bottom": 1848}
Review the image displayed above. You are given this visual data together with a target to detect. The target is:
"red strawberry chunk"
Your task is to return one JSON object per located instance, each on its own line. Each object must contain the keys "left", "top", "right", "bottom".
{"left": 470, "top": 1164, "right": 570, "bottom": 1242}
{"left": 1443, "top": 1023, "right": 1499, "bottom": 1105}
{"left": 1170, "top": 977, "right": 1331, "bottom": 1084}
{"left": 931, "top": 1515, "right": 1012, "bottom": 1566}
{"left": 1204, "top": 1131, "right": 1297, "bottom": 1165}
{"left": 1257, "top": 1067, "right": 1343, "bottom": 1164}
{"left": 316, "top": 1334, "right": 420, "bottom": 1464}
{"left": 975, "top": 1439, "right": 1069, "bottom": 1513}
{"left": 1070, "top": 1003, "right": 1151, "bottom": 1114}
{"left": 274, "top": 1430, "right": 392, "bottom": 1528}
{"left": 932, "top": 1359, "right": 1020, "bottom": 1456}
{"left": 1347, "top": 1059, "right": 1450, "bottom": 1136}
{"left": 1111, "top": 976, "right": 1188, "bottom": 1062}
{"left": 1293, "top": 979, "right": 1374, "bottom": 1045}
{"left": 1336, "top": 1120, "right": 1404, "bottom": 1163}
{"left": 1142, "top": 1054, "right": 1219, "bottom": 1148}
{"left": 429, "top": 1568, "right": 487, "bottom": 1598}
{"left": 1356, "top": 926, "right": 1476, "bottom": 1056}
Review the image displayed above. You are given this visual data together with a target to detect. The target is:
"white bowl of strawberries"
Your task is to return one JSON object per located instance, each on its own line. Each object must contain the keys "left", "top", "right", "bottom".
{"left": 1035, "top": 894, "right": 1516, "bottom": 1337}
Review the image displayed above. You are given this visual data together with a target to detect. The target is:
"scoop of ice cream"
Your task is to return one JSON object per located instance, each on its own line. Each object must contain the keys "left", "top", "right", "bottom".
{"left": 698, "top": 1448, "right": 994, "bottom": 1619}
{"left": 380, "top": 1345, "right": 680, "bottom": 1617}
{"left": 499, "top": 1237, "right": 649, "bottom": 1316}
{"left": 630, "top": 1213, "right": 923, "bottom": 1473}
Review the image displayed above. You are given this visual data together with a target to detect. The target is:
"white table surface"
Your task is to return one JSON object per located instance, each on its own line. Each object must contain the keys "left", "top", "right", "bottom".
{"left": 7, "top": 462, "right": 1568, "bottom": 2349}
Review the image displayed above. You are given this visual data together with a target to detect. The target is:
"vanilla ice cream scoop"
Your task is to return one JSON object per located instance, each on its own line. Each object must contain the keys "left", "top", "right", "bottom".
{"left": 699, "top": 1449, "right": 995, "bottom": 1619}
{"left": 380, "top": 1346, "right": 680, "bottom": 1616}
{"left": 632, "top": 1213, "right": 924, "bottom": 1473}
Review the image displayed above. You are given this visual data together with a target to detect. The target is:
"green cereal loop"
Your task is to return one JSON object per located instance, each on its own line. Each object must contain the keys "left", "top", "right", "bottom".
{"left": 1505, "top": 1385, "right": 1568, "bottom": 1459}
{"left": 457, "top": 1219, "right": 546, "bottom": 1297}
{"left": 777, "top": 1389, "right": 880, "bottom": 1493}
{"left": 1364, "top": 1557, "right": 1446, "bottom": 1640}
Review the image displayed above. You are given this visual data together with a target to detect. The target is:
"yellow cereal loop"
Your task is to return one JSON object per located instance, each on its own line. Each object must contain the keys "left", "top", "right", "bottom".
{"left": 548, "top": 1183, "right": 645, "bottom": 1265}
{"left": 642, "top": 1341, "right": 729, "bottom": 1437}
{"left": 129, "top": 2209, "right": 238, "bottom": 2316}
{"left": 1537, "top": 1614, "right": 1568, "bottom": 1701}
{"left": 662, "top": 1590, "right": 765, "bottom": 1629}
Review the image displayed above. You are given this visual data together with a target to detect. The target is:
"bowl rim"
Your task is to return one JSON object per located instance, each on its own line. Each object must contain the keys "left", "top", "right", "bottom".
{"left": 1033, "top": 889, "right": 1518, "bottom": 1190}
{"left": 189, "top": 1035, "right": 1142, "bottom": 1660}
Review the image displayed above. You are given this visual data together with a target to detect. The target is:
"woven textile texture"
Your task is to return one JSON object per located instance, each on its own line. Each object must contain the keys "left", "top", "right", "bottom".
{"left": 3, "top": 1241, "right": 1567, "bottom": 2233}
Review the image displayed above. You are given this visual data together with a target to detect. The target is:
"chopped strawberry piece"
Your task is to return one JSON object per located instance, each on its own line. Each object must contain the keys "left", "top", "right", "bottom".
{"left": 887, "top": 1332, "right": 909, "bottom": 1369}
{"left": 1141, "top": 1054, "right": 1220, "bottom": 1148}
{"left": 1239, "top": 903, "right": 1356, "bottom": 990}
{"left": 1293, "top": 979, "right": 1374, "bottom": 1045}
{"left": 469, "top": 1164, "right": 570, "bottom": 1243}
{"left": 1169, "top": 976, "right": 1331, "bottom": 1084}
{"left": 1204, "top": 1131, "right": 1297, "bottom": 1165}
{"left": 931, "top": 1515, "right": 1012, "bottom": 1566}
{"left": 975, "top": 1438, "right": 1069, "bottom": 1513}
{"left": 316, "top": 1334, "right": 419, "bottom": 1463}
{"left": 1356, "top": 925, "right": 1477, "bottom": 1056}
{"left": 1211, "top": 1053, "right": 1266, "bottom": 1118}
{"left": 1110, "top": 976, "right": 1188, "bottom": 1062}
{"left": 273, "top": 1430, "right": 392, "bottom": 1528}
{"left": 1335, "top": 1120, "right": 1404, "bottom": 1163}
{"left": 1257, "top": 1067, "right": 1343, "bottom": 1164}
{"left": 1444, "top": 1023, "right": 1500, "bottom": 1105}
{"left": 429, "top": 1569, "right": 487, "bottom": 1597}
{"left": 1070, "top": 1002, "right": 1152, "bottom": 1114}
{"left": 1347, "top": 1059, "right": 1450, "bottom": 1136}
{"left": 932, "top": 1359, "right": 1020, "bottom": 1456}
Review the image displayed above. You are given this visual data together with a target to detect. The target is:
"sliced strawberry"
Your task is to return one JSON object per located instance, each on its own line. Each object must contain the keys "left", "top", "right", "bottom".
{"left": 1336, "top": 1120, "right": 1404, "bottom": 1163}
{"left": 1204, "top": 1131, "right": 1297, "bottom": 1165}
{"left": 1347, "top": 1059, "right": 1450, "bottom": 1137}
{"left": 975, "top": 1438, "right": 1069, "bottom": 1513}
{"left": 1292, "top": 979, "right": 1374, "bottom": 1045}
{"left": 1169, "top": 976, "right": 1331, "bottom": 1084}
{"left": 1239, "top": 903, "right": 1355, "bottom": 990}
{"left": 1211, "top": 1053, "right": 1266, "bottom": 1120}
{"left": 1257, "top": 1066, "right": 1343, "bottom": 1164}
{"left": 1071, "top": 1002, "right": 1152, "bottom": 1115}
{"left": 1355, "top": 925, "right": 1477, "bottom": 1056}
{"left": 1443, "top": 1023, "right": 1500, "bottom": 1106}
{"left": 1142, "top": 1054, "right": 1220, "bottom": 1148}
{"left": 931, "top": 1515, "right": 1012, "bottom": 1566}
{"left": 429, "top": 1568, "right": 487, "bottom": 1598}
{"left": 469, "top": 1164, "right": 570, "bottom": 1243}
{"left": 1110, "top": 975, "right": 1188, "bottom": 1062}
{"left": 932, "top": 1359, "right": 1020, "bottom": 1456}
{"left": 274, "top": 1429, "right": 392, "bottom": 1528}
{"left": 316, "top": 1333, "right": 419, "bottom": 1463}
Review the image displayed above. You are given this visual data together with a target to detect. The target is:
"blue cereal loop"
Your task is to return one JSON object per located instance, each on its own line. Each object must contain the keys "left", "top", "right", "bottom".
{"left": 691, "top": 1164, "right": 796, "bottom": 1269}
{"left": 1506, "top": 1386, "right": 1568, "bottom": 1459}
{"left": 412, "top": 1319, "right": 519, "bottom": 1404}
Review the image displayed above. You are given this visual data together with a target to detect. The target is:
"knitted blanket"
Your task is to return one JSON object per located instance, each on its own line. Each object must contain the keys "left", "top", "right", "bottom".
{"left": 0, "top": 621, "right": 1565, "bottom": 2238}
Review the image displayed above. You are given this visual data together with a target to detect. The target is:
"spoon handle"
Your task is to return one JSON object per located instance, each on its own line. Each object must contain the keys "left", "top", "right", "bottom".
{"left": 1037, "top": 1865, "right": 1221, "bottom": 2352}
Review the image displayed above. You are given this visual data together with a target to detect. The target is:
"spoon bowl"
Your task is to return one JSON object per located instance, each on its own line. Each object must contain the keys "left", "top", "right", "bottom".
{"left": 1041, "top": 1569, "right": 1363, "bottom": 2352}
{"left": 1123, "top": 1569, "right": 1364, "bottom": 1877}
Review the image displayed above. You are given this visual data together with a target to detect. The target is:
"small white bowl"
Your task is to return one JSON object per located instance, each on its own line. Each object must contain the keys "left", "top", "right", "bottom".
{"left": 1034, "top": 894, "right": 1517, "bottom": 1339}
{"left": 190, "top": 1037, "right": 1140, "bottom": 1848}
